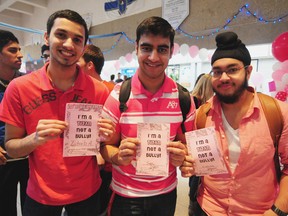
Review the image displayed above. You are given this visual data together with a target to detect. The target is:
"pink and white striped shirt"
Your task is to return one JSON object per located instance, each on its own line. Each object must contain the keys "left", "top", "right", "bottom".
{"left": 102, "top": 70, "right": 195, "bottom": 197}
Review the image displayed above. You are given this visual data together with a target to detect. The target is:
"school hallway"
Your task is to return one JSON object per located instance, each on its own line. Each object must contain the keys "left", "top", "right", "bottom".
{"left": 17, "top": 171, "right": 190, "bottom": 216}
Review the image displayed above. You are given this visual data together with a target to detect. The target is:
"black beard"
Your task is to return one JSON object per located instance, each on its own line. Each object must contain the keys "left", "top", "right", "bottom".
{"left": 214, "top": 77, "right": 249, "bottom": 104}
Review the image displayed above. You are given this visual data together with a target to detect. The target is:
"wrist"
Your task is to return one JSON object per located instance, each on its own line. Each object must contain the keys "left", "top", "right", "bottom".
{"left": 271, "top": 204, "right": 288, "bottom": 216}
{"left": 110, "top": 150, "right": 119, "bottom": 165}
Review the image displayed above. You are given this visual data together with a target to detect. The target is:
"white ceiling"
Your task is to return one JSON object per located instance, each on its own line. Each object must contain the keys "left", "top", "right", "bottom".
{"left": 0, "top": 0, "right": 48, "bottom": 17}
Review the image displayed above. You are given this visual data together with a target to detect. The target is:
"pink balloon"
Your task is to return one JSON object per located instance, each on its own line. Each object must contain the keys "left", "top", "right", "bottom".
{"left": 114, "top": 61, "right": 120, "bottom": 70}
{"left": 125, "top": 53, "right": 133, "bottom": 63}
{"left": 272, "top": 32, "right": 288, "bottom": 62}
{"left": 280, "top": 60, "right": 288, "bottom": 70}
{"left": 275, "top": 91, "right": 287, "bottom": 101}
{"left": 272, "top": 69, "right": 286, "bottom": 81}
{"left": 173, "top": 43, "right": 180, "bottom": 55}
{"left": 189, "top": 45, "right": 199, "bottom": 58}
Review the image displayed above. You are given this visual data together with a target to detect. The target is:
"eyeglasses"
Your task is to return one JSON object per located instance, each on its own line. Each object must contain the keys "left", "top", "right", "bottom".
{"left": 210, "top": 65, "right": 248, "bottom": 78}
{"left": 41, "top": 54, "right": 50, "bottom": 59}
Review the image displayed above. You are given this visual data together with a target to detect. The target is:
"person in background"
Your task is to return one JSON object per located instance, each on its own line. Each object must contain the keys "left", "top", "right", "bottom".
{"left": 78, "top": 44, "right": 114, "bottom": 216}
{"left": 100, "top": 16, "right": 195, "bottom": 216}
{"left": 114, "top": 72, "right": 123, "bottom": 83}
{"left": 181, "top": 31, "right": 288, "bottom": 215}
{"left": 123, "top": 74, "right": 128, "bottom": 81}
{"left": 0, "top": 10, "right": 115, "bottom": 216}
{"left": 191, "top": 74, "right": 213, "bottom": 109}
{"left": 0, "top": 29, "right": 28, "bottom": 216}
{"left": 78, "top": 44, "right": 115, "bottom": 92}
{"left": 193, "top": 73, "right": 204, "bottom": 88}
{"left": 109, "top": 74, "right": 115, "bottom": 84}
{"left": 41, "top": 44, "right": 50, "bottom": 63}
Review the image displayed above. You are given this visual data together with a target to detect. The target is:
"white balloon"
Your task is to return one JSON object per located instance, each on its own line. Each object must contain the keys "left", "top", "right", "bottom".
{"left": 119, "top": 56, "right": 126, "bottom": 65}
{"left": 132, "top": 50, "right": 137, "bottom": 60}
{"left": 198, "top": 48, "right": 208, "bottom": 61}
{"left": 281, "top": 73, "right": 288, "bottom": 84}
{"left": 272, "top": 62, "right": 281, "bottom": 71}
{"left": 281, "top": 60, "right": 288, "bottom": 70}
{"left": 180, "top": 44, "right": 189, "bottom": 56}
{"left": 275, "top": 80, "right": 286, "bottom": 91}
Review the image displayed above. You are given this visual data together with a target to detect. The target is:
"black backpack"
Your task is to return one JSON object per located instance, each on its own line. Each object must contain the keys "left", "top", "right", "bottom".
{"left": 118, "top": 78, "right": 191, "bottom": 133}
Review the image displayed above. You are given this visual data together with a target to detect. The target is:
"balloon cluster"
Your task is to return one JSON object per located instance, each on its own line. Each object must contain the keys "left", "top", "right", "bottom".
{"left": 271, "top": 32, "right": 288, "bottom": 102}
{"left": 174, "top": 43, "right": 210, "bottom": 61}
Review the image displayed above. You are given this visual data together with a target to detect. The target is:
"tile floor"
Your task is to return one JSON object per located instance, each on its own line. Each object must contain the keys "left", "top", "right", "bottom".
{"left": 17, "top": 172, "right": 190, "bottom": 216}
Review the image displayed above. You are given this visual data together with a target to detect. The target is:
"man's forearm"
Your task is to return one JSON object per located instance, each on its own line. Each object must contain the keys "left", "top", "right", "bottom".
{"left": 5, "top": 132, "right": 38, "bottom": 158}
{"left": 100, "top": 144, "right": 120, "bottom": 165}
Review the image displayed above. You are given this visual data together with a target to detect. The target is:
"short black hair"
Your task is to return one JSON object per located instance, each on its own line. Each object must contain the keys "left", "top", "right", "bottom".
{"left": 46, "top": 9, "right": 89, "bottom": 44}
{"left": 82, "top": 44, "right": 104, "bottom": 75}
{"left": 0, "top": 30, "right": 19, "bottom": 52}
{"left": 41, "top": 44, "right": 49, "bottom": 55}
{"left": 136, "top": 16, "right": 175, "bottom": 48}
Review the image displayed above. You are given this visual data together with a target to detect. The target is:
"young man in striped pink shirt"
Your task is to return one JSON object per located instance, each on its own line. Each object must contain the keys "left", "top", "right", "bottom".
{"left": 101, "top": 16, "right": 196, "bottom": 216}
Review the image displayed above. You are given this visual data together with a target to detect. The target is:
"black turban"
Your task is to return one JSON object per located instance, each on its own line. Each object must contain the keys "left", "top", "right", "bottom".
{"left": 211, "top": 31, "right": 251, "bottom": 66}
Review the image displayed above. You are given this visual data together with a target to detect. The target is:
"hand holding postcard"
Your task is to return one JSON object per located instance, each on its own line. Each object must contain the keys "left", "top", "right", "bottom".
{"left": 63, "top": 103, "right": 103, "bottom": 157}
{"left": 185, "top": 127, "right": 228, "bottom": 176}
{"left": 136, "top": 123, "right": 170, "bottom": 177}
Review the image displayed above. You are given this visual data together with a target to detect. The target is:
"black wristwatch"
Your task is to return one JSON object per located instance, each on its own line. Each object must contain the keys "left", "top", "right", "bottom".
{"left": 271, "top": 204, "right": 288, "bottom": 216}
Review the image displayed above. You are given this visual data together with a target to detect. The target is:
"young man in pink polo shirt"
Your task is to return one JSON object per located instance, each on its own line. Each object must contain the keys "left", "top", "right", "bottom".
{"left": 0, "top": 10, "right": 115, "bottom": 216}
{"left": 101, "top": 16, "right": 196, "bottom": 216}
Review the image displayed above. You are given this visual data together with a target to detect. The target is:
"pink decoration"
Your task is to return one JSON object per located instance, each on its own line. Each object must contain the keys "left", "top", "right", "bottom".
{"left": 284, "top": 86, "right": 288, "bottom": 93}
{"left": 173, "top": 43, "right": 180, "bottom": 55}
{"left": 125, "top": 53, "right": 133, "bottom": 63}
{"left": 281, "top": 60, "right": 288, "bottom": 70}
{"left": 272, "top": 32, "right": 288, "bottom": 62}
{"left": 268, "top": 81, "right": 276, "bottom": 92}
{"left": 272, "top": 69, "right": 286, "bottom": 81}
{"left": 275, "top": 91, "right": 287, "bottom": 101}
{"left": 282, "top": 73, "right": 288, "bottom": 84}
{"left": 189, "top": 45, "right": 199, "bottom": 58}
{"left": 114, "top": 61, "right": 120, "bottom": 70}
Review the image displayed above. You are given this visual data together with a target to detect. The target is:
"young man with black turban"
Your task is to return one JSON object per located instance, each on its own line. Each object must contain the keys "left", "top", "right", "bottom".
{"left": 181, "top": 31, "right": 288, "bottom": 216}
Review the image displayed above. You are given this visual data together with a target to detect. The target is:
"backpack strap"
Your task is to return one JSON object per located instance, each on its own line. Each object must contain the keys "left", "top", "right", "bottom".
{"left": 177, "top": 83, "right": 191, "bottom": 133}
{"left": 118, "top": 80, "right": 191, "bottom": 133}
{"left": 258, "top": 93, "right": 284, "bottom": 182}
{"left": 119, "top": 78, "right": 132, "bottom": 113}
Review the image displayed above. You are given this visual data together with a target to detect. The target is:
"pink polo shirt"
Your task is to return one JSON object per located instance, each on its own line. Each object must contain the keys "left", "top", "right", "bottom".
{"left": 197, "top": 88, "right": 288, "bottom": 215}
{"left": 0, "top": 64, "right": 109, "bottom": 205}
{"left": 102, "top": 71, "right": 195, "bottom": 197}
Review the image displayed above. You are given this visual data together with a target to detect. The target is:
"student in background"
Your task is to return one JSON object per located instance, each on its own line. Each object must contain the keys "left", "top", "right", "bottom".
{"left": 0, "top": 29, "right": 28, "bottom": 216}
{"left": 41, "top": 44, "right": 50, "bottom": 63}
{"left": 191, "top": 74, "right": 213, "bottom": 108}
{"left": 109, "top": 74, "right": 115, "bottom": 84}
{"left": 78, "top": 44, "right": 115, "bottom": 92}
{"left": 114, "top": 72, "right": 123, "bottom": 83}
{"left": 0, "top": 10, "right": 115, "bottom": 216}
